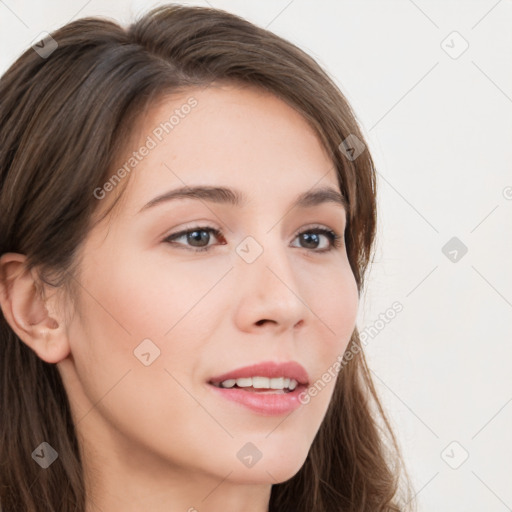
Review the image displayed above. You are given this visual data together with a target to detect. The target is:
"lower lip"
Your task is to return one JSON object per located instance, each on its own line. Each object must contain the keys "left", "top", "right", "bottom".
{"left": 207, "top": 383, "right": 307, "bottom": 416}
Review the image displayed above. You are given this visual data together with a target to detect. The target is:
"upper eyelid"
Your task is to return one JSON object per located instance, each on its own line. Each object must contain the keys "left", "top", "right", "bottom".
{"left": 165, "top": 223, "right": 343, "bottom": 238}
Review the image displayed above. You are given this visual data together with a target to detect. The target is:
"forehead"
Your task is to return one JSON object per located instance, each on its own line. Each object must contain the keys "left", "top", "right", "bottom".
{"left": 104, "top": 83, "right": 341, "bottom": 217}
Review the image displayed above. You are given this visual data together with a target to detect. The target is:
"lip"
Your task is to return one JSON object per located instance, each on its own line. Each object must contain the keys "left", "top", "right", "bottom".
{"left": 208, "top": 361, "right": 310, "bottom": 386}
{"left": 207, "top": 361, "right": 310, "bottom": 416}
{"left": 208, "top": 382, "right": 308, "bottom": 416}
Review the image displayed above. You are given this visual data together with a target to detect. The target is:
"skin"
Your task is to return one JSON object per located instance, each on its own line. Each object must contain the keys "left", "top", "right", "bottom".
{"left": 0, "top": 83, "right": 359, "bottom": 511}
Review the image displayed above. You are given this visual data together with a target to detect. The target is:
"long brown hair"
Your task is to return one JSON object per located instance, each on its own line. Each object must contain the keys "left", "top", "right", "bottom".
{"left": 0, "top": 4, "right": 416, "bottom": 510}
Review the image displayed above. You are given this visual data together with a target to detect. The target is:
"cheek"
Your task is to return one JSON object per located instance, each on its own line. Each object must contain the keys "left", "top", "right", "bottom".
{"left": 66, "top": 249, "right": 224, "bottom": 453}
{"left": 306, "top": 258, "right": 359, "bottom": 352}
{"left": 70, "top": 245, "right": 226, "bottom": 396}
{"left": 297, "top": 260, "right": 359, "bottom": 412}
{"left": 81, "top": 243, "right": 223, "bottom": 340}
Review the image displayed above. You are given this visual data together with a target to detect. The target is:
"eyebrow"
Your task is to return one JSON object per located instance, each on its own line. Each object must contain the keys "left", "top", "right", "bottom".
{"left": 138, "top": 184, "right": 348, "bottom": 214}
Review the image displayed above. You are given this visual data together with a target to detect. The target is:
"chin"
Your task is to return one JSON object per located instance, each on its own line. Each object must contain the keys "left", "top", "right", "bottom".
{"left": 226, "top": 462, "right": 305, "bottom": 486}
{"left": 226, "top": 446, "right": 309, "bottom": 485}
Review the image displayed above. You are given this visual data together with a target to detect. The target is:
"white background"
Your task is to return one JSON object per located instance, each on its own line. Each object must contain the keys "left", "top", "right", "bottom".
{"left": 1, "top": 1, "right": 511, "bottom": 510}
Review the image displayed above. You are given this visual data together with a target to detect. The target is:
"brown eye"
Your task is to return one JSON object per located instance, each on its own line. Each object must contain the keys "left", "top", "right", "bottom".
{"left": 292, "top": 227, "right": 342, "bottom": 252}
{"left": 163, "top": 226, "right": 224, "bottom": 252}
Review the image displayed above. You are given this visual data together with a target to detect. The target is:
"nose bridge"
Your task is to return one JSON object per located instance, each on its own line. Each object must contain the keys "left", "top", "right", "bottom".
{"left": 236, "top": 223, "right": 293, "bottom": 286}
{"left": 233, "top": 225, "right": 307, "bottom": 327}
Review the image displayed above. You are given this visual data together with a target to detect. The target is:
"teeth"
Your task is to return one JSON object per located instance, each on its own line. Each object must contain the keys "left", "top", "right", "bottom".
{"left": 269, "top": 377, "right": 284, "bottom": 389}
{"left": 219, "top": 379, "right": 236, "bottom": 388}
{"left": 215, "top": 376, "right": 299, "bottom": 391}
{"left": 252, "top": 376, "right": 270, "bottom": 389}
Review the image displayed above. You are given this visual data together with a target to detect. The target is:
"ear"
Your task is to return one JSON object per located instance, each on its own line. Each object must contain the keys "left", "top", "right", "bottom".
{"left": 0, "top": 252, "right": 70, "bottom": 363}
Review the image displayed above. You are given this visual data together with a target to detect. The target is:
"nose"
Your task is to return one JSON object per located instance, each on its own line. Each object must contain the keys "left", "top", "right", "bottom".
{"left": 232, "top": 235, "right": 308, "bottom": 334}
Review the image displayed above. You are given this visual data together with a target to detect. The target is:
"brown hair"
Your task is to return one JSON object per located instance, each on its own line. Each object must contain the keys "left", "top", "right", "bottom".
{"left": 0, "top": 4, "right": 416, "bottom": 511}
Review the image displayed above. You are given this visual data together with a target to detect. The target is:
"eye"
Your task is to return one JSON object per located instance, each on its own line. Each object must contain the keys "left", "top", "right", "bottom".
{"left": 291, "top": 226, "right": 343, "bottom": 252}
{"left": 163, "top": 226, "right": 224, "bottom": 252}
{"left": 162, "top": 225, "right": 343, "bottom": 253}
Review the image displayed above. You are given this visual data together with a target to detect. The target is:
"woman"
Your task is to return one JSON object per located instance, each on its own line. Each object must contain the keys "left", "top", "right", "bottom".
{"left": 0, "top": 4, "right": 415, "bottom": 511}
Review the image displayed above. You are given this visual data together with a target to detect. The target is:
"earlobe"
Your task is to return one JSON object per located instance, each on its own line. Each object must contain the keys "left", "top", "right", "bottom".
{"left": 0, "top": 252, "right": 70, "bottom": 364}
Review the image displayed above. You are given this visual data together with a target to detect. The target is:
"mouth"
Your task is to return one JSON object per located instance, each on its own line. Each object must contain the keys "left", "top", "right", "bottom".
{"left": 206, "top": 361, "right": 310, "bottom": 415}
{"left": 207, "top": 360, "right": 310, "bottom": 391}
{"left": 208, "top": 377, "right": 300, "bottom": 394}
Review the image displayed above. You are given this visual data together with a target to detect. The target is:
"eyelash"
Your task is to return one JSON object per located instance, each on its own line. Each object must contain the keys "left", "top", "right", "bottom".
{"left": 163, "top": 225, "right": 343, "bottom": 254}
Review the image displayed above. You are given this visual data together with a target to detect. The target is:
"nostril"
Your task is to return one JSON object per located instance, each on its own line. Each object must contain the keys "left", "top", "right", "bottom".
{"left": 255, "top": 319, "right": 276, "bottom": 326}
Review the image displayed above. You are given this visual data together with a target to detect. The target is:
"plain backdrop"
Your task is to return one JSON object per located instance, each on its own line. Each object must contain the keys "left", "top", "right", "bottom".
{"left": 1, "top": 1, "right": 511, "bottom": 510}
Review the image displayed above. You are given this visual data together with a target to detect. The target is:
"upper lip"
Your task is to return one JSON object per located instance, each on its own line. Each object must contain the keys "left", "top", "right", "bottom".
{"left": 209, "top": 361, "right": 310, "bottom": 386}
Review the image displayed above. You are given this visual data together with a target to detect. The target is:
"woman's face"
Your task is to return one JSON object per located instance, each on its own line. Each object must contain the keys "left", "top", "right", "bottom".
{"left": 58, "top": 83, "right": 359, "bottom": 491}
